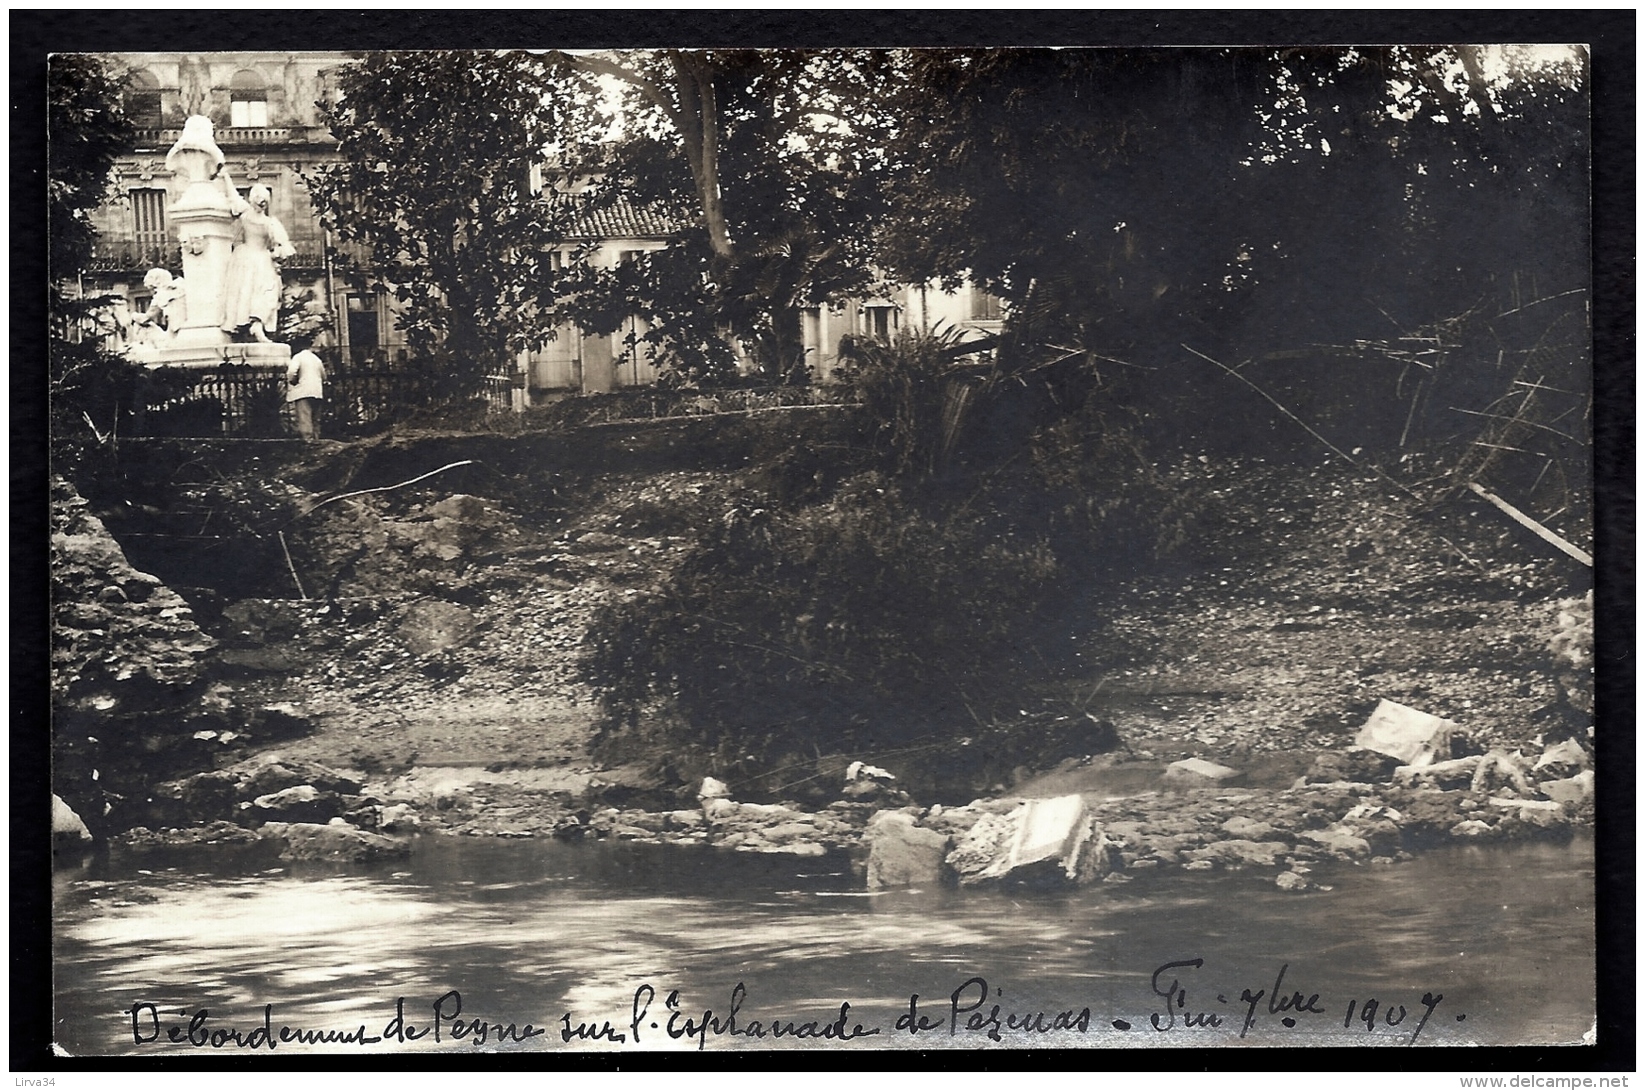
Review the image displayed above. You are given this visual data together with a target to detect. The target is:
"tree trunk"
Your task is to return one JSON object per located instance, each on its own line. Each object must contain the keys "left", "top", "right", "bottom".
{"left": 670, "top": 53, "right": 735, "bottom": 260}
{"left": 773, "top": 300, "right": 807, "bottom": 383}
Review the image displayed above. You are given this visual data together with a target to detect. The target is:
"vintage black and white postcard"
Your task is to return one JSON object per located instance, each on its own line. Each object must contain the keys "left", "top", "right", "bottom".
{"left": 27, "top": 12, "right": 1625, "bottom": 1070}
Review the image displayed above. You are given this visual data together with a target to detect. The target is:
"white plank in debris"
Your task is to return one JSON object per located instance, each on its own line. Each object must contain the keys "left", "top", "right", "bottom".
{"left": 1354, "top": 699, "right": 1458, "bottom": 767}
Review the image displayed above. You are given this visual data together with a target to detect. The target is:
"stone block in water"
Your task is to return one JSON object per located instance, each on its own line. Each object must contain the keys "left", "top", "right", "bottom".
{"left": 865, "top": 811, "right": 949, "bottom": 889}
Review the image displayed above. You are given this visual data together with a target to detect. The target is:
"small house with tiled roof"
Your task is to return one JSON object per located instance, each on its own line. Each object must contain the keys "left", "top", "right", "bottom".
{"left": 518, "top": 192, "right": 684, "bottom": 400}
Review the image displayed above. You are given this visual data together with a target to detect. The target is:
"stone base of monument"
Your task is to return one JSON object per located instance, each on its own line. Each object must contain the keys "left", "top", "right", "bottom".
{"left": 147, "top": 341, "right": 292, "bottom": 370}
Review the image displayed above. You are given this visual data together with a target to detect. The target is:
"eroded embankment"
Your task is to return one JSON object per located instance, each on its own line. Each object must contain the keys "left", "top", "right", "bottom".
{"left": 53, "top": 416, "right": 1595, "bottom": 892}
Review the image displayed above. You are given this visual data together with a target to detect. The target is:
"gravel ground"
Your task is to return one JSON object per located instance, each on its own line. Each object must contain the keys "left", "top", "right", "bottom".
{"left": 180, "top": 446, "right": 1592, "bottom": 848}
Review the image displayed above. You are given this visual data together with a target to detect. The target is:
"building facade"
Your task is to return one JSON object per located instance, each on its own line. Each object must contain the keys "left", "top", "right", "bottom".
{"left": 84, "top": 52, "right": 390, "bottom": 359}
{"left": 802, "top": 280, "right": 1006, "bottom": 380}
{"left": 516, "top": 197, "right": 677, "bottom": 402}
{"left": 85, "top": 51, "right": 1007, "bottom": 399}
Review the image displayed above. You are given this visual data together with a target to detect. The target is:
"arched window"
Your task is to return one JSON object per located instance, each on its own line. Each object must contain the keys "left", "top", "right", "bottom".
{"left": 229, "top": 69, "right": 268, "bottom": 128}
{"left": 124, "top": 69, "right": 162, "bottom": 128}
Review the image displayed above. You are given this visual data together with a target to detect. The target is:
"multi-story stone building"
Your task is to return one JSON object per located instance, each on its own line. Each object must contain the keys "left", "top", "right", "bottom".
{"left": 83, "top": 52, "right": 406, "bottom": 363}
{"left": 84, "top": 51, "right": 1005, "bottom": 405}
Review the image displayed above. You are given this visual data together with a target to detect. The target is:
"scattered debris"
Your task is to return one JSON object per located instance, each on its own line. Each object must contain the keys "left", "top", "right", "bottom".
{"left": 946, "top": 794, "right": 1112, "bottom": 887}
{"left": 1355, "top": 699, "right": 1460, "bottom": 767}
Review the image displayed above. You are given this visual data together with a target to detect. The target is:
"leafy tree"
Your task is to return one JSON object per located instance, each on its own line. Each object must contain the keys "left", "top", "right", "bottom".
{"left": 885, "top": 46, "right": 1588, "bottom": 370}
{"left": 47, "top": 53, "right": 139, "bottom": 436}
{"left": 552, "top": 49, "right": 903, "bottom": 381}
{"left": 309, "top": 50, "right": 585, "bottom": 398}
{"left": 48, "top": 54, "right": 133, "bottom": 294}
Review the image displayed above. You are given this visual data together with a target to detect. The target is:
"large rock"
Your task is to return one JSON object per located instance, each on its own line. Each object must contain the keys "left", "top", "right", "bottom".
{"left": 1163, "top": 758, "right": 1245, "bottom": 788}
{"left": 1186, "top": 839, "right": 1287, "bottom": 868}
{"left": 1533, "top": 738, "right": 1589, "bottom": 777}
{"left": 865, "top": 811, "right": 950, "bottom": 889}
{"left": 946, "top": 794, "right": 1111, "bottom": 887}
{"left": 50, "top": 479, "right": 217, "bottom": 701}
{"left": 1540, "top": 770, "right": 1595, "bottom": 805}
{"left": 1298, "top": 826, "right": 1372, "bottom": 859}
{"left": 251, "top": 785, "right": 345, "bottom": 823}
{"left": 260, "top": 821, "right": 411, "bottom": 862}
{"left": 1306, "top": 748, "right": 1402, "bottom": 784}
{"left": 1219, "top": 816, "right": 1279, "bottom": 840}
{"left": 1470, "top": 750, "right": 1532, "bottom": 796}
{"left": 1337, "top": 803, "right": 1403, "bottom": 856}
{"left": 151, "top": 770, "right": 242, "bottom": 825}
{"left": 232, "top": 757, "right": 362, "bottom": 798}
{"left": 52, "top": 794, "right": 93, "bottom": 842}
{"left": 50, "top": 479, "right": 225, "bottom": 835}
{"left": 1354, "top": 700, "right": 1458, "bottom": 767}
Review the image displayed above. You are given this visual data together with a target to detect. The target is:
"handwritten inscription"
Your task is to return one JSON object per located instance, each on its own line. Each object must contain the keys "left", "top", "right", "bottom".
{"left": 1148, "top": 958, "right": 1447, "bottom": 1044}
{"left": 126, "top": 960, "right": 1458, "bottom": 1050}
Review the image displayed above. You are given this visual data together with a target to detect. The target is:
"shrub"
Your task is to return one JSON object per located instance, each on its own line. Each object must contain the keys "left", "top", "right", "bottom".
{"left": 583, "top": 473, "right": 1066, "bottom": 762}
{"left": 579, "top": 321, "right": 1226, "bottom": 777}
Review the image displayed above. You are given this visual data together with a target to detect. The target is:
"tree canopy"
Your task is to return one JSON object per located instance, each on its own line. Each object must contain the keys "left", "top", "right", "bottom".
{"left": 48, "top": 53, "right": 135, "bottom": 307}
{"left": 882, "top": 46, "right": 1589, "bottom": 367}
{"left": 310, "top": 45, "right": 1587, "bottom": 411}
{"left": 309, "top": 49, "right": 587, "bottom": 395}
{"left": 550, "top": 48, "right": 904, "bottom": 380}
{"left": 47, "top": 53, "right": 140, "bottom": 437}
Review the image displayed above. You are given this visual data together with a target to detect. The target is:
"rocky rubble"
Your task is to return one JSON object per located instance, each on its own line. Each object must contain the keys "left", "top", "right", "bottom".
{"left": 51, "top": 478, "right": 309, "bottom": 837}
{"left": 64, "top": 433, "right": 1597, "bottom": 899}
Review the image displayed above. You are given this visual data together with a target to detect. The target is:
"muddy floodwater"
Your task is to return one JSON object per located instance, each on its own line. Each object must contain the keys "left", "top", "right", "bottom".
{"left": 53, "top": 835, "right": 1594, "bottom": 1055}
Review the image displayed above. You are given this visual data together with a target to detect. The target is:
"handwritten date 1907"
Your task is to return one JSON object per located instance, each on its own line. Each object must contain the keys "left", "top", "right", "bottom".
{"left": 1149, "top": 958, "right": 1448, "bottom": 1045}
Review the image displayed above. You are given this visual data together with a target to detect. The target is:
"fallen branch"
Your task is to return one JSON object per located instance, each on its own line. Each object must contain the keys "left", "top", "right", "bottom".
{"left": 277, "top": 530, "right": 308, "bottom": 600}
{"left": 299, "top": 460, "right": 478, "bottom": 519}
{"left": 1449, "top": 406, "right": 1583, "bottom": 445}
{"left": 1182, "top": 343, "right": 1423, "bottom": 504}
{"left": 1496, "top": 286, "right": 1587, "bottom": 319}
{"left": 1466, "top": 482, "right": 1593, "bottom": 567}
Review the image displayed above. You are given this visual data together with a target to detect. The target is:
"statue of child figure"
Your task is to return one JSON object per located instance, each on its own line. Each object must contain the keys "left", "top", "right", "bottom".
{"left": 122, "top": 267, "right": 187, "bottom": 361}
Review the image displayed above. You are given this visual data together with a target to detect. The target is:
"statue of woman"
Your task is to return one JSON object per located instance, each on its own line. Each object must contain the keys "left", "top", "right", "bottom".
{"left": 218, "top": 177, "right": 294, "bottom": 342}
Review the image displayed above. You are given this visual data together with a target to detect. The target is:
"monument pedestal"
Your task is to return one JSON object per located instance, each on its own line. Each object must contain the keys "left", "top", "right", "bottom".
{"left": 149, "top": 341, "right": 291, "bottom": 369}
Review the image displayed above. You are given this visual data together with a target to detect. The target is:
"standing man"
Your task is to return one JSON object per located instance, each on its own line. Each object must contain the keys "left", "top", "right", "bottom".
{"left": 287, "top": 335, "right": 327, "bottom": 442}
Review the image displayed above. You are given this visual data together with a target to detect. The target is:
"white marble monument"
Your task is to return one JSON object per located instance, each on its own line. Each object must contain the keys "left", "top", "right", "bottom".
{"left": 150, "top": 115, "right": 291, "bottom": 369}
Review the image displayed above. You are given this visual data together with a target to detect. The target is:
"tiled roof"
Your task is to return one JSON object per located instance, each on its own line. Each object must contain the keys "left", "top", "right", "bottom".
{"left": 556, "top": 196, "right": 685, "bottom": 241}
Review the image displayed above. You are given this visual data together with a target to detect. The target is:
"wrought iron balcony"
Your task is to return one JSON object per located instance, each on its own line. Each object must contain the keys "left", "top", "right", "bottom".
{"left": 84, "top": 243, "right": 327, "bottom": 275}
{"left": 131, "top": 126, "right": 337, "bottom": 150}
{"left": 85, "top": 242, "right": 175, "bottom": 273}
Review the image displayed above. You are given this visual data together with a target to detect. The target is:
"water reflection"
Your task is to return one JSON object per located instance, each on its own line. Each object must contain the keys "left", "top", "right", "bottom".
{"left": 54, "top": 835, "right": 1594, "bottom": 1055}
